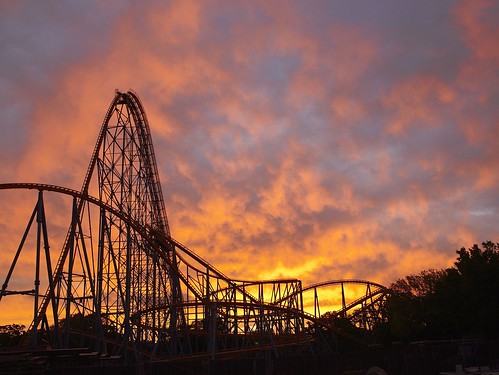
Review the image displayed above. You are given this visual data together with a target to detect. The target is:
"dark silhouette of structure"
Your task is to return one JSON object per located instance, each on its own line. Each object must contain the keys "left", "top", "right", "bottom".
{"left": 0, "top": 91, "right": 389, "bottom": 362}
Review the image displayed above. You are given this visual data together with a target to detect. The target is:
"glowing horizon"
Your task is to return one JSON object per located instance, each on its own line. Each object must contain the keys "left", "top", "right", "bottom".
{"left": 1, "top": 1, "right": 498, "bottom": 325}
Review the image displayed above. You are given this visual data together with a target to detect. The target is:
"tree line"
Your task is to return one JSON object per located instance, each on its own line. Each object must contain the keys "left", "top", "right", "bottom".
{"left": 375, "top": 241, "right": 499, "bottom": 344}
{"left": 1, "top": 241, "right": 498, "bottom": 349}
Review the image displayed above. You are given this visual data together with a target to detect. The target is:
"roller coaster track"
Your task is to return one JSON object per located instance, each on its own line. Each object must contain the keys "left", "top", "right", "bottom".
{"left": 0, "top": 91, "right": 390, "bottom": 361}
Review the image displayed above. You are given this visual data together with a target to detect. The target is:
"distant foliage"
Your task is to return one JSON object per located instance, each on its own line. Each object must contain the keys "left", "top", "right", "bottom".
{"left": 378, "top": 241, "right": 499, "bottom": 343}
{"left": 0, "top": 323, "right": 26, "bottom": 347}
{"left": 390, "top": 269, "right": 446, "bottom": 298}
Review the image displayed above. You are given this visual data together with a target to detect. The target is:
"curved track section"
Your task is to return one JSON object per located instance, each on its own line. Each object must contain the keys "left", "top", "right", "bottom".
{"left": 0, "top": 91, "right": 390, "bottom": 361}
{"left": 301, "top": 280, "right": 390, "bottom": 328}
{"left": 274, "top": 279, "right": 390, "bottom": 333}
{"left": 0, "top": 184, "right": 309, "bottom": 358}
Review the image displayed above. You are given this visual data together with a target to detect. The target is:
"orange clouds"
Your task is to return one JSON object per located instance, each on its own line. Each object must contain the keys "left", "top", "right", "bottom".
{"left": 453, "top": 0, "right": 499, "bottom": 65}
{"left": 382, "top": 76, "right": 456, "bottom": 135}
{"left": 1, "top": 1, "right": 499, "bottom": 326}
{"left": 145, "top": 1, "right": 202, "bottom": 45}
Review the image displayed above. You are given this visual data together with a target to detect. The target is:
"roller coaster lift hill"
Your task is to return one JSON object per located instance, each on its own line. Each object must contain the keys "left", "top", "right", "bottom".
{"left": 0, "top": 91, "right": 390, "bottom": 362}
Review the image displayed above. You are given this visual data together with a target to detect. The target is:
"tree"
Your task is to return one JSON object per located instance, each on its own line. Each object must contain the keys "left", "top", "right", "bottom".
{"left": 384, "top": 269, "right": 447, "bottom": 342}
{"left": 450, "top": 241, "right": 499, "bottom": 338}
{"left": 0, "top": 323, "right": 26, "bottom": 347}
{"left": 390, "top": 269, "right": 446, "bottom": 298}
{"left": 455, "top": 241, "right": 499, "bottom": 277}
{"left": 380, "top": 241, "right": 499, "bottom": 343}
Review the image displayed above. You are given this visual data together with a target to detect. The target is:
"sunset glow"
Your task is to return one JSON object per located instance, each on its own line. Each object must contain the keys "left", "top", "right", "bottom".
{"left": 1, "top": 1, "right": 498, "bottom": 326}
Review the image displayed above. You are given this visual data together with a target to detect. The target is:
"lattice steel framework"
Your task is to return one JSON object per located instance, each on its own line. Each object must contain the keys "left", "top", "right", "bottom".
{"left": 91, "top": 92, "right": 182, "bottom": 356}
{"left": 0, "top": 91, "right": 390, "bottom": 361}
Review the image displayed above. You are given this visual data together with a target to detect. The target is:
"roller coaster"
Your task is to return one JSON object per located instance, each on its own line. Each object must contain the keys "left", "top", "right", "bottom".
{"left": 0, "top": 91, "right": 390, "bottom": 362}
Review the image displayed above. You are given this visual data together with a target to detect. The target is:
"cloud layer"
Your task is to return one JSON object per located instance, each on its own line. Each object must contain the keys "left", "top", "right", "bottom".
{"left": 1, "top": 1, "right": 498, "bottom": 322}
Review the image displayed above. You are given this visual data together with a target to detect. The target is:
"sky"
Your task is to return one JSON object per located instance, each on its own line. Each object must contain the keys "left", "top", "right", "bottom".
{"left": 1, "top": 1, "right": 499, "bottom": 323}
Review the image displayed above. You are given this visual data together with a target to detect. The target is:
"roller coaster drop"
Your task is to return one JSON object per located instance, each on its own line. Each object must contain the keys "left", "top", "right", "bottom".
{"left": 0, "top": 91, "right": 389, "bottom": 361}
